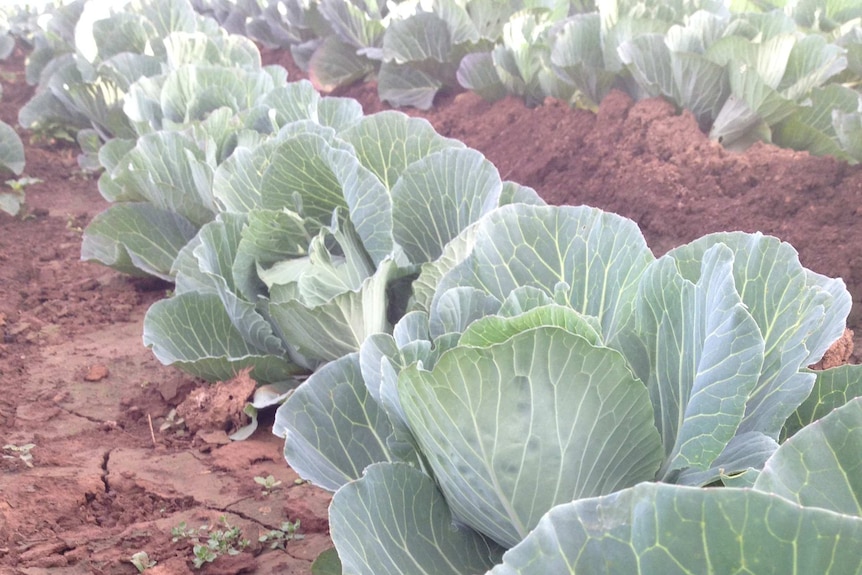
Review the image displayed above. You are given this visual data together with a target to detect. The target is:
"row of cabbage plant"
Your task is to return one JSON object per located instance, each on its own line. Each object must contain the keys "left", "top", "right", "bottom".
{"left": 193, "top": 0, "right": 862, "bottom": 162}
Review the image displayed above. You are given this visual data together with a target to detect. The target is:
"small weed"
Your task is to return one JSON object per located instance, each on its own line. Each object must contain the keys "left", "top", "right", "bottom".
{"left": 254, "top": 474, "right": 282, "bottom": 495}
{"left": 129, "top": 551, "right": 157, "bottom": 572}
{"left": 5, "top": 176, "right": 42, "bottom": 192}
{"left": 1, "top": 177, "right": 42, "bottom": 217}
{"left": 3, "top": 443, "right": 35, "bottom": 467}
{"left": 191, "top": 543, "right": 218, "bottom": 568}
{"left": 171, "top": 521, "right": 201, "bottom": 541}
{"left": 29, "top": 125, "right": 75, "bottom": 146}
{"left": 159, "top": 408, "right": 186, "bottom": 436}
{"left": 259, "top": 520, "right": 304, "bottom": 550}
{"left": 65, "top": 213, "right": 83, "bottom": 233}
{"left": 172, "top": 516, "right": 250, "bottom": 569}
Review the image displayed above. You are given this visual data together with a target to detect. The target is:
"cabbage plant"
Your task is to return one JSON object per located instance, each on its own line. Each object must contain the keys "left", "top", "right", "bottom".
{"left": 139, "top": 104, "right": 543, "bottom": 383}
{"left": 275, "top": 203, "right": 862, "bottom": 573}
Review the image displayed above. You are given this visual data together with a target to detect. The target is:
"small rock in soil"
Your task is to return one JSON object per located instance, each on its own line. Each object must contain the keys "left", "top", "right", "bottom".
{"left": 84, "top": 364, "right": 109, "bottom": 381}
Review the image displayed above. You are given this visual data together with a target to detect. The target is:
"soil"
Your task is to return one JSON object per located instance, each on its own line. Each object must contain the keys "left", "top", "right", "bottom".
{"left": 0, "top": 41, "right": 859, "bottom": 574}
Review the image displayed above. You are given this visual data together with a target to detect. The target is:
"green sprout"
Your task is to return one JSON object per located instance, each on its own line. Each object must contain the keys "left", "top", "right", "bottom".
{"left": 1, "top": 177, "right": 42, "bottom": 217}
{"left": 5, "top": 176, "right": 42, "bottom": 192}
{"left": 172, "top": 516, "right": 250, "bottom": 570}
{"left": 159, "top": 408, "right": 186, "bottom": 436}
{"left": 259, "top": 520, "right": 304, "bottom": 550}
{"left": 254, "top": 474, "right": 282, "bottom": 495}
{"left": 129, "top": 551, "right": 157, "bottom": 572}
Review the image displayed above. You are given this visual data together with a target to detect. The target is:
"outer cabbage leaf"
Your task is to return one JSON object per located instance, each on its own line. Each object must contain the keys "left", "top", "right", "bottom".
{"left": 457, "top": 51, "right": 508, "bottom": 102}
{"left": 637, "top": 244, "right": 765, "bottom": 483}
{"left": 359, "top": 311, "right": 461, "bottom": 470}
{"left": 275, "top": 353, "right": 414, "bottom": 491}
{"left": 18, "top": 82, "right": 91, "bottom": 135}
{"left": 192, "top": 214, "right": 287, "bottom": 356}
{"left": 81, "top": 202, "right": 198, "bottom": 280}
{"left": 330, "top": 463, "right": 505, "bottom": 575}
{"left": 489, "top": 481, "right": 862, "bottom": 575}
{"left": 755, "top": 396, "right": 862, "bottom": 516}
{"left": 550, "top": 13, "right": 619, "bottom": 107}
{"left": 0, "top": 120, "right": 24, "bottom": 176}
{"left": 777, "top": 34, "right": 846, "bottom": 101}
{"left": 106, "top": 130, "right": 216, "bottom": 226}
{"left": 391, "top": 147, "right": 501, "bottom": 264}
{"left": 318, "top": 0, "right": 384, "bottom": 49}
{"left": 317, "top": 95, "right": 364, "bottom": 131}
{"left": 159, "top": 30, "right": 261, "bottom": 70}
{"left": 308, "top": 35, "right": 375, "bottom": 92}
{"left": 257, "top": 80, "right": 321, "bottom": 128}
{"left": 431, "top": 285, "right": 502, "bottom": 337}
{"left": 708, "top": 39, "right": 798, "bottom": 147}
{"left": 783, "top": 364, "right": 862, "bottom": 438}
{"left": 159, "top": 64, "right": 277, "bottom": 124}
{"left": 339, "top": 111, "right": 464, "bottom": 190}
{"left": 258, "top": 132, "right": 350, "bottom": 224}
{"left": 212, "top": 143, "right": 275, "bottom": 213}
{"left": 834, "top": 106, "right": 862, "bottom": 162}
{"left": 409, "top": 220, "right": 481, "bottom": 314}
{"left": 382, "top": 12, "right": 451, "bottom": 64}
{"left": 772, "top": 84, "right": 861, "bottom": 160}
{"left": 499, "top": 181, "right": 544, "bottom": 206}
{"left": 399, "top": 326, "right": 663, "bottom": 547}
{"left": 377, "top": 62, "right": 443, "bottom": 110}
{"left": 619, "top": 33, "right": 729, "bottom": 127}
{"left": 143, "top": 291, "right": 302, "bottom": 383}
{"left": 433, "top": 204, "right": 654, "bottom": 348}
{"left": 664, "top": 233, "right": 851, "bottom": 440}
{"left": 457, "top": 304, "right": 602, "bottom": 349}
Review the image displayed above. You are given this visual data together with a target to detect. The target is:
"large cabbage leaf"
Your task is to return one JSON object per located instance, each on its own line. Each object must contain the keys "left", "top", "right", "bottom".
{"left": 0, "top": 120, "right": 24, "bottom": 177}
{"left": 399, "top": 325, "right": 663, "bottom": 547}
{"left": 636, "top": 244, "right": 765, "bottom": 482}
{"left": 491, "top": 397, "right": 862, "bottom": 574}
{"left": 331, "top": 463, "right": 505, "bottom": 575}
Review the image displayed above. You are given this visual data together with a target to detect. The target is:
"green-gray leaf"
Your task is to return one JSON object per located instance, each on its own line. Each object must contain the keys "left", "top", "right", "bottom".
{"left": 755, "top": 396, "right": 862, "bottom": 516}
{"left": 143, "top": 291, "right": 302, "bottom": 382}
{"left": 435, "top": 204, "right": 654, "bottom": 348}
{"left": 399, "top": 327, "right": 663, "bottom": 547}
{"left": 81, "top": 202, "right": 198, "bottom": 280}
{"left": 490, "top": 482, "right": 862, "bottom": 575}
{"left": 784, "top": 364, "right": 862, "bottom": 438}
{"left": 392, "top": 147, "right": 501, "bottom": 264}
{"left": 330, "top": 463, "right": 504, "bottom": 575}
{"left": 638, "top": 244, "right": 764, "bottom": 481}
{"left": 275, "top": 353, "right": 407, "bottom": 491}
{"left": 664, "top": 232, "right": 851, "bottom": 439}
{"left": 339, "top": 111, "right": 464, "bottom": 191}
{"left": 0, "top": 121, "right": 24, "bottom": 176}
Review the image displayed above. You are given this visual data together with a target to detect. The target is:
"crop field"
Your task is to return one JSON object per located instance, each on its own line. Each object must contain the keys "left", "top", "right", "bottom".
{"left": 1, "top": 0, "right": 862, "bottom": 573}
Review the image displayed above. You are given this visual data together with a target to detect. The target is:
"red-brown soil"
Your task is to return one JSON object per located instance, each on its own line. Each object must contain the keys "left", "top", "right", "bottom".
{"left": 0, "top": 42, "right": 859, "bottom": 574}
